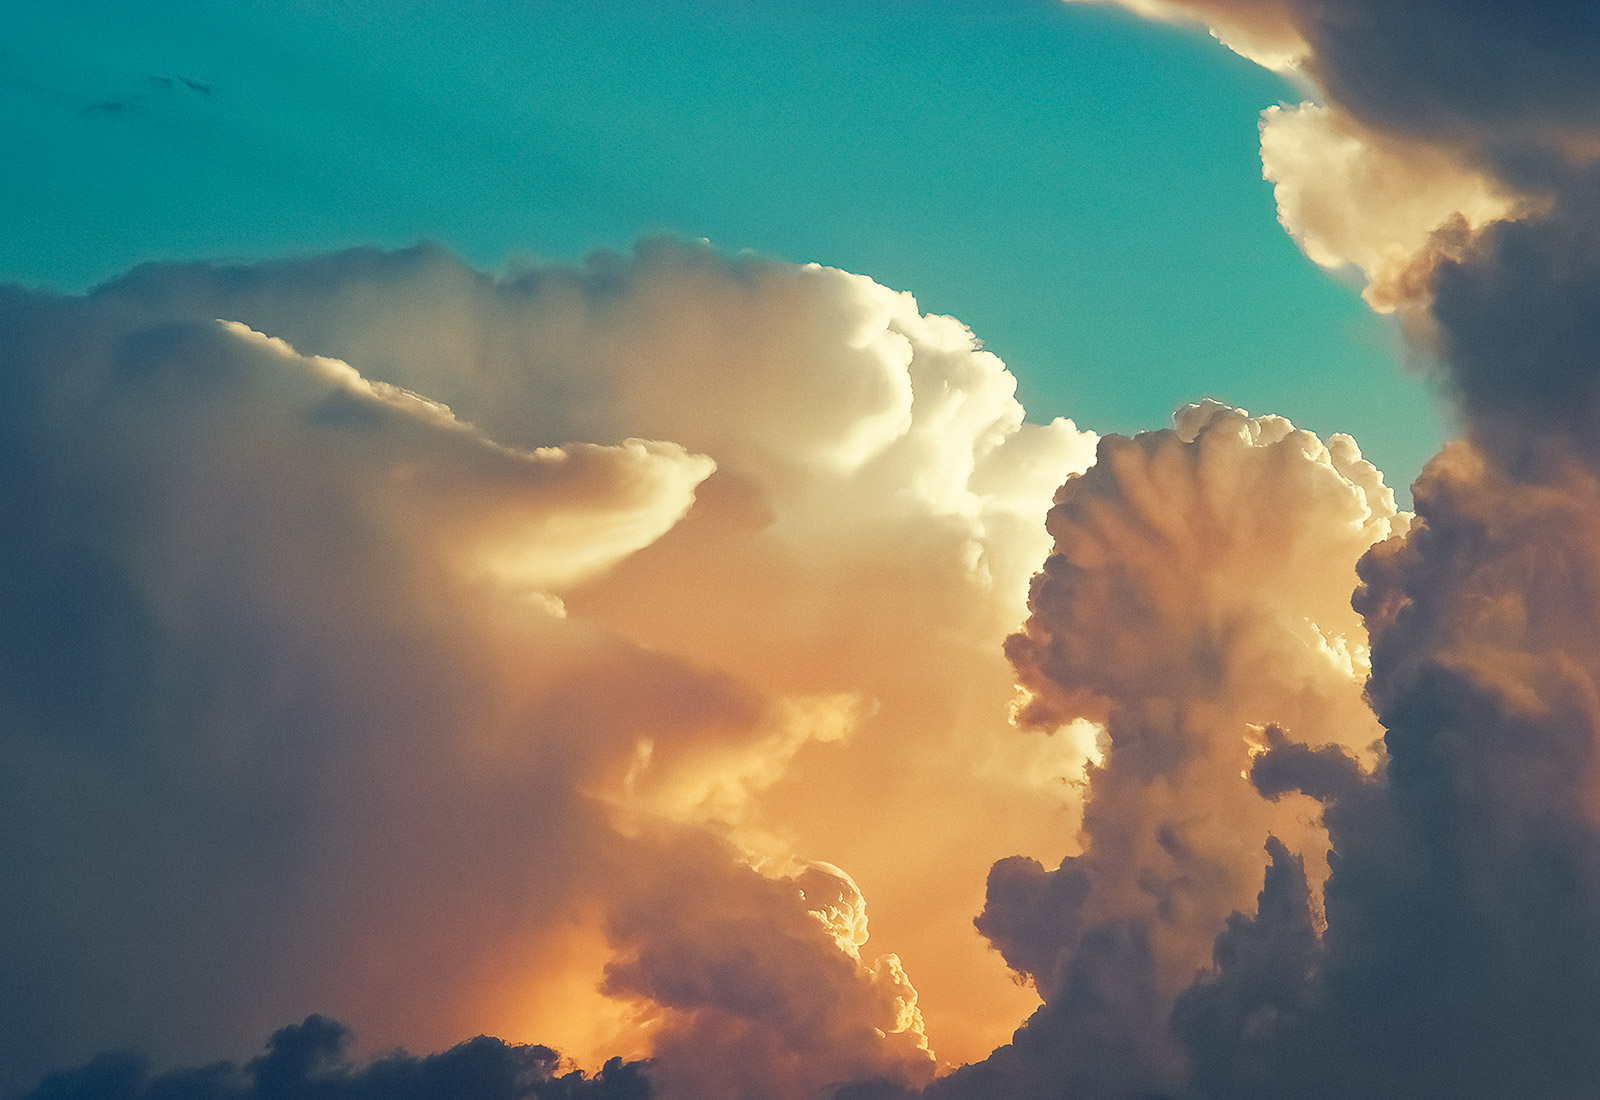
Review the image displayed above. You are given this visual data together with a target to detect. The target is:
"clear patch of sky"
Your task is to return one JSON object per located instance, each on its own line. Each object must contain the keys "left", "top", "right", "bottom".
{"left": 0, "top": 0, "right": 1444, "bottom": 493}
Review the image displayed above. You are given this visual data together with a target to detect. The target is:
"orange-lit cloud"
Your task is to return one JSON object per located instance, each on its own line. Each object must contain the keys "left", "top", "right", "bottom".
{"left": 0, "top": 244, "right": 1096, "bottom": 1098}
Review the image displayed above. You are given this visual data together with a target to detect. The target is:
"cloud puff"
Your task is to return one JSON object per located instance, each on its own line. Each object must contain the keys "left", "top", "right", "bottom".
{"left": 1257, "top": 103, "right": 1519, "bottom": 310}
{"left": 0, "top": 242, "right": 1096, "bottom": 1098}
{"left": 602, "top": 839, "right": 932, "bottom": 1100}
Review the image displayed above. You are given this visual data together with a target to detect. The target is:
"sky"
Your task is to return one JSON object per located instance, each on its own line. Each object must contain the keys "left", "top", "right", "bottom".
{"left": 0, "top": 0, "right": 1442, "bottom": 486}
{"left": 6, "top": 2, "right": 1600, "bottom": 1100}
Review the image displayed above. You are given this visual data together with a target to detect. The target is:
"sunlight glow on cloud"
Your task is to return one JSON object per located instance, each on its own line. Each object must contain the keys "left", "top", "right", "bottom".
{"left": 1259, "top": 104, "right": 1519, "bottom": 311}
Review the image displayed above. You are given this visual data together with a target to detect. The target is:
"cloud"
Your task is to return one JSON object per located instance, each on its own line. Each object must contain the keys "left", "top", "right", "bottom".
{"left": 1069, "top": 0, "right": 1600, "bottom": 154}
{"left": 834, "top": 400, "right": 1600, "bottom": 1100}
{"left": 938, "top": 403, "right": 1404, "bottom": 1098}
{"left": 1289, "top": 0, "right": 1600, "bottom": 165}
{"left": 0, "top": 242, "right": 1096, "bottom": 1098}
{"left": 20, "top": 1016, "right": 651, "bottom": 1100}
{"left": 886, "top": 314, "right": 1600, "bottom": 1100}
{"left": 602, "top": 838, "right": 933, "bottom": 1100}
{"left": 1425, "top": 180, "right": 1600, "bottom": 462}
{"left": 86, "top": 240, "right": 1103, "bottom": 1068}
{"left": 0, "top": 276, "right": 727, "bottom": 1094}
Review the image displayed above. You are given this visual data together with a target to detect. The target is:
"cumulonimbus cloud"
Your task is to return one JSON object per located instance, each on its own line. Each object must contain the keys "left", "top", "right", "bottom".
{"left": 0, "top": 242, "right": 1099, "bottom": 1099}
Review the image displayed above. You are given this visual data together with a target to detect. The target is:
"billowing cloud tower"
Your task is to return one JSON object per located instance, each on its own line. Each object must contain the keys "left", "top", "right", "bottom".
{"left": 0, "top": 243, "right": 1098, "bottom": 1100}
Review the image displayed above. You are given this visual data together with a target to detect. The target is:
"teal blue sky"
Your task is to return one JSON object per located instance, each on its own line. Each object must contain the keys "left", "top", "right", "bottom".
{"left": 0, "top": 0, "right": 1444, "bottom": 491}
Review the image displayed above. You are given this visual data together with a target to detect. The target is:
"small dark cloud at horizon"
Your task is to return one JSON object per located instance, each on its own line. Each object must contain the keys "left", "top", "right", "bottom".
{"left": 16, "top": 1016, "right": 652, "bottom": 1100}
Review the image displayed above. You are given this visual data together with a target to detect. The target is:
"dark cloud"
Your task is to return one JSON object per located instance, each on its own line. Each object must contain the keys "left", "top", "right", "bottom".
{"left": 951, "top": 5, "right": 1600, "bottom": 1091}
{"left": 1427, "top": 177, "right": 1600, "bottom": 464}
{"left": 18, "top": 1016, "right": 651, "bottom": 1100}
{"left": 1167, "top": 441, "right": 1600, "bottom": 1099}
{"left": 1099, "top": 0, "right": 1600, "bottom": 171}
{"left": 1290, "top": 0, "right": 1600, "bottom": 170}
{"left": 1169, "top": 838, "right": 1321, "bottom": 1100}
{"left": 973, "top": 854, "right": 1091, "bottom": 1001}
{"left": 936, "top": 429, "right": 1600, "bottom": 1099}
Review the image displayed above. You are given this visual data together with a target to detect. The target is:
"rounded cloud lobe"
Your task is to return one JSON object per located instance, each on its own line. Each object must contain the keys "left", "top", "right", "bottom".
{"left": 1150, "top": 440, "right": 1600, "bottom": 1100}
